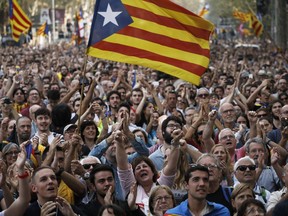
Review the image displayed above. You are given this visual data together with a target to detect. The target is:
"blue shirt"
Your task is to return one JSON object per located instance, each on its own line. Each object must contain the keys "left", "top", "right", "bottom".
{"left": 165, "top": 199, "right": 230, "bottom": 216}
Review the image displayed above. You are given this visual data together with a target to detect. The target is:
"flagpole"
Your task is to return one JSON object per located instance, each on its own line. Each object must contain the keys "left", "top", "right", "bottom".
{"left": 77, "top": 54, "right": 88, "bottom": 132}
{"left": 52, "top": 0, "right": 55, "bottom": 42}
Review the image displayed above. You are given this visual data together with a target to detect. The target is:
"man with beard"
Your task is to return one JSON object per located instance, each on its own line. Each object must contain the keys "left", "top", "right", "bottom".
{"left": 24, "top": 166, "right": 82, "bottom": 216}
{"left": 163, "top": 91, "right": 177, "bottom": 116}
{"left": 78, "top": 164, "right": 145, "bottom": 216}
{"left": 165, "top": 164, "right": 229, "bottom": 216}
{"left": 149, "top": 115, "right": 199, "bottom": 171}
{"left": 244, "top": 137, "right": 280, "bottom": 192}
{"left": 106, "top": 90, "right": 121, "bottom": 123}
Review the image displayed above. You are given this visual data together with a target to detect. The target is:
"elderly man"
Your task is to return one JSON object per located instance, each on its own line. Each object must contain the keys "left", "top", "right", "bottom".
{"left": 234, "top": 156, "right": 270, "bottom": 204}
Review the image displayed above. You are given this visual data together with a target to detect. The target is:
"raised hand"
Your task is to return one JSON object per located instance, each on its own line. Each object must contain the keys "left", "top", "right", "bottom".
{"left": 127, "top": 182, "right": 138, "bottom": 210}
{"left": 56, "top": 196, "right": 75, "bottom": 216}
{"left": 40, "top": 201, "right": 57, "bottom": 216}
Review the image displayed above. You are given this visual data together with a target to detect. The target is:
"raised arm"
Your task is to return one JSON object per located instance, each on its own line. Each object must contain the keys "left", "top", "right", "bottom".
{"left": 202, "top": 110, "right": 217, "bottom": 152}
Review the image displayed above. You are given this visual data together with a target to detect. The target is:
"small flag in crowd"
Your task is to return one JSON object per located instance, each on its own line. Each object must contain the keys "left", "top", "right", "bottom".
{"left": 232, "top": 8, "right": 251, "bottom": 23}
{"left": 76, "top": 7, "right": 85, "bottom": 39}
{"left": 87, "top": 0, "right": 214, "bottom": 85}
{"left": 198, "top": 3, "right": 209, "bottom": 17}
{"left": 249, "top": 14, "right": 263, "bottom": 37}
{"left": 37, "top": 22, "right": 49, "bottom": 36}
{"left": 9, "top": 0, "right": 32, "bottom": 42}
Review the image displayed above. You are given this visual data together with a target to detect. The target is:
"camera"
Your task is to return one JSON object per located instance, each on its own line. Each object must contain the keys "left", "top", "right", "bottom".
{"left": 3, "top": 97, "right": 12, "bottom": 104}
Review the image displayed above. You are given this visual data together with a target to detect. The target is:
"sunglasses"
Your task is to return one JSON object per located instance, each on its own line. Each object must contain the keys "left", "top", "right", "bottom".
{"left": 83, "top": 164, "right": 98, "bottom": 169}
{"left": 197, "top": 131, "right": 203, "bottom": 136}
{"left": 236, "top": 165, "right": 256, "bottom": 172}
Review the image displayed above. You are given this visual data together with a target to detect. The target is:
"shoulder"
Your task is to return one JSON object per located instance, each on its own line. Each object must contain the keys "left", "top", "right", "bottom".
{"left": 208, "top": 201, "right": 230, "bottom": 215}
{"left": 165, "top": 200, "right": 189, "bottom": 215}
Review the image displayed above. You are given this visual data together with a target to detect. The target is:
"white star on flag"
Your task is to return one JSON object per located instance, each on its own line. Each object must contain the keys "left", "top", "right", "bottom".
{"left": 98, "top": 3, "right": 123, "bottom": 26}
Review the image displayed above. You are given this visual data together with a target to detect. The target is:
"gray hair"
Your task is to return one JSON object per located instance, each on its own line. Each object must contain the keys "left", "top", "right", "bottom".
{"left": 245, "top": 137, "right": 265, "bottom": 153}
{"left": 196, "top": 87, "right": 209, "bottom": 97}
{"left": 2, "top": 143, "right": 20, "bottom": 157}
{"left": 234, "top": 156, "right": 255, "bottom": 172}
{"left": 196, "top": 153, "right": 220, "bottom": 168}
{"left": 218, "top": 128, "right": 235, "bottom": 140}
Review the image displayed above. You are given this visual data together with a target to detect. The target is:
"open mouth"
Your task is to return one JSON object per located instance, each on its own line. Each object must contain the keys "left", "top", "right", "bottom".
{"left": 140, "top": 172, "right": 148, "bottom": 178}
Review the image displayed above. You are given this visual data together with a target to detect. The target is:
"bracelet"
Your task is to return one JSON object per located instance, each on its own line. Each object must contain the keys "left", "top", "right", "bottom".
{"left": 18, "top": 171, "right": 29, "bottom": 179}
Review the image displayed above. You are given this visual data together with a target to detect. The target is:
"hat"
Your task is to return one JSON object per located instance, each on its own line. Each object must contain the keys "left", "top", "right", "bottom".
{"left": 258, "top": 70, "right": 267, "bottom": 76}
{"left": 63, "top": 124, "right": 77, "bottom": 134}
{"left": 241, "top": 71, "right": 250, "bottom": 78}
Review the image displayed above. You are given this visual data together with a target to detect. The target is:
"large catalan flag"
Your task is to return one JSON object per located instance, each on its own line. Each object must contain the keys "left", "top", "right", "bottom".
{"left": 87, "top": 0, "right": 214, "bottom": 85}
{"left": 9, "top": 0, "right": 32, "bottom": 42}
{"left": 37, "top": 22, "right": 49, "bottom": 36}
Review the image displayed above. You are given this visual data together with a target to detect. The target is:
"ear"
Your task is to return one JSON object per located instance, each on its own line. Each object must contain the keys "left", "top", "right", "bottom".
{"left": 185, "top": 181, "right": 189, "bottom": 191}
{"left": 231, "top": 199, "right": 236, "bottom": 209}
{"left": 31, "top": 183, "right": 37, "bottom": 193}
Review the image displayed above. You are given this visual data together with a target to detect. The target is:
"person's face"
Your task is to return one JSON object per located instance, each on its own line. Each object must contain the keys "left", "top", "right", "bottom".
{"left": 250, "top": 87, "right": 257, "bottom": 95}
{"left": 219, "top": 130, "right": 236, "bottom": 151}
{"left": 144, "top": 103, "right": 154, "bottom": 116}
{"left": 134, "top": 131, "right": 146, "bottom": 143}
{"left": 244, "top": 203, "right": 265, "bottom": 216}
{"left": 259, "top": 119, "right": 273, "bottom": 134}
{"left": 31, "top": 169, "right": 58, "bottom": 201}
{"left": 16, "top": 118, "right": 31, "bottom": 141}
{"left": 13, "top": 90, "right": 25, "bottom": 103}
{"left": 220, "top": 104, "right": 236, "bottom": 124}
{"left": 244, "top": 86, "right": 251, "bottom": 97}
{"left": 64, "top": 126, "right": 77, "bottom": 141}
{"left": 247, "top": 142, "right": 265, "bottom": 164}
{"left": 28, "top": 90, "right": 40, "bottom": 105}
{"left": 117, "top": 89, "right": 126, "bottom": 101}
{"left": 131, "top": 91, "right": 143, "bottom": 105}
{"left": 197, "top": 157, "right": 221, "bottom": 183}
{"left": 109, "top": 94, "right": 120, "bottom": 109}
{"left": 224, "top": 85, "right": 233, "bottom": 96}
{"left": 218, "top": 75, "right": 227, "bottom": 86}
{"left": 209, "top": 95, "right": 219, "bottom": 106}
{"left": 212, "top": 146, "right": 227, "bottom": 162}
{"left": 280, "top": 95, "right": 288, "bottom": 105}
{"left": 281, "top": 105, "right": 288, "bottom": 118}
{"left": 134, "top": 161, "right": 154, "bottom": 186}
{"left": 167, "top": 93, "right": 177, "bottom": 108}
{"left": 177, "top": 97, "right": 186, "bottom": 109}
{"left": 61, "top": 66, "right": 68, "bottom": 76}
{"left": 102, "top": 208, "right": 115, "bottom": 216}
{"left": 35, "top": 115, "right": 51, "bottom": 132}
{"left": 7, "top": 120, "right": 16, "bottom": 135}
{"left": 234, "top": 160, "right": 256, "bottom": 184}
{"left": 152, "top": 189, "right": 174, "bottom": 214}
{"left": 5, "top": 146, "right": 19, "bottom": 166}
{"left": 186, "top": 170, "right": 209, "bottom": 201}
{"left": 164, "top": 86, "right": 173, "bottom": 98}
{"left": 43, "top": 84, "right": 50, "bottom": 95}
{"left": 196, "top": 124, "right": 205, "bottom": 142}
{"left": 237, "top": 116, "right": 247, "bottom": 126}
{"left": 56, "top": 151, "right": 65, "bottom": 169}
{"left": 185, "top": 109, "right": 195, "bottom": 125}
{"left": 232, "top": 189, "right": 254, "bottom": 212}
{"left": 163, "top": 120, "right": 181, "bottom": 144}
{"left": 278, "top": 79, "right": 287, "bottom": 91}
{"left": 82, "top": 157, "right": 99, "bottom": 173}
{"left": 151, "top": 112, "right": 159, "bottom": 127}
{"left": 73, "top": 100, "right": 80, "bottom": 112}
{"left": 214, "top": 88, "right": 224, "bottom": 98}
{"left": 93, "top": 171, "right": 115, "bottom": 197}
{"left": 271, "top": 102, "right": 282, "bottom": 117}
{"left": 197, "top": 89, "right": 210, "bottom": 104}
{"left": 117, "top": 106, "right": 129, "bottom": 120}
{"left": 105, "top": 141, "right": 116, "bottom": 161}
{"left": 83, "top": 125, "right": 97, "bottom": 140}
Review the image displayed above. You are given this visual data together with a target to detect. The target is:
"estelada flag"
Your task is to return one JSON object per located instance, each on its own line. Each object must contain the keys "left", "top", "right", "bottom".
{"left": 37, "top": 22, "right": 49, "bottom": 36}
{"left": 87, "top": 0, "right": 214, "bottom": 85}
{"left": 249, "top": 14, "right": 263, "bottom": 37}
{"left": 9, "top": 0, "right": 32, "bottom": 42}
{"left": 233, "top": 8, "right": 251, "bottom": 23}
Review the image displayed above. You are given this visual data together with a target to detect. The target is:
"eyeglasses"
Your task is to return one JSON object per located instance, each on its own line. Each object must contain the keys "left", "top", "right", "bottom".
{"left": 198, "top": 94, "right": 209, "bottom": 98}
{"left": 83, "top": 164, "right": 97, "bottom": 169}
{"left": 236, "top": 165, "right": 256, "bottom": 172}
{"left": 167, "top": 123, "right": 181, "bottom": 129}
{"left": 220, "top": 135, "right": 235, "bottom": 140}
{"left": 246, "top": 207, "right": 265, "bottom": 215}
{"left": 222, "top": 109, "right": 235, "bottom": 114}
{"left": 5, "top": 151, "right": 20, "bottom": 156}
{"left": 155, "top": 195, "right": 172, "bottom": 202}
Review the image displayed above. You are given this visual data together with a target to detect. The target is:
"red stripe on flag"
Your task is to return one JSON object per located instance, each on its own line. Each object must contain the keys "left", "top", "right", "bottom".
{"left": 12, "top": 15, "right": 30, "bottom": 29}
{"left": 118, "top": 26, "right": 210, "bottom": 57}
{"left": 93, "top": 41, "right": 206, "bottom": 76}
{"left": 125, "top": 5, "right": 211, "bottom": 40}
{"left": 13, "top": 2, "right": 32, "bottom": 26}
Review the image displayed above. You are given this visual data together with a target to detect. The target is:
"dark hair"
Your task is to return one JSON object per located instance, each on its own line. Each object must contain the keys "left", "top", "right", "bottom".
{"left": 31, "top": 166, "right": 55, "bottom": 183}
{"left": 131, "top": 156, "right": 158, "bottom": 182}
{"left": 34, "top": 107, "right": 51, "bottom": 119}
{"left": 89, "top": 164, "right": 114, "bottom": 184}
{"left": 161, "top": 116, "right": 183, "bottom": 132}
{"left": 184, "top": 164, "right": 209, "bottom": 183}
{"left": 91, "top": 97, "right": 106, "bottom": 107}
{"left": 133, "top": 129, "right": 148, "bottom": 144}
{"left": 12, "top": 87, "right": 25, "bottom": 98}
{"left": 107, "top": 90, "right": 120, "bottom": 102}
{"left": 98, "top": 204, "right": 125, "bottom": 216}
{"left": 279, "top": 92, "right": 288, "bottom": 100}
{"left": 237, "top": 198, "right": 266, "bottom": 216}
{"left": 80, "top": 120, "right": 99, "bottom": 142}
{"left": 72, "top": 98, "right": 81, "bottom": 108}
{"left": 27, "top": 87, "right": 40, "bottom": 98}
{"left": 47, "top": 89, "right": 60, "bottom": 101}
{"left": 117, "top": 102, "right": 131, "bottom": 113}
{"left": 214, "top": 86, "right": 224, "bottom": 93}
{"left": 131, "top": 88, "right": 143, "bottom": 95}
{"left": 51, "top": 103, "right": 72, "bottom": 128}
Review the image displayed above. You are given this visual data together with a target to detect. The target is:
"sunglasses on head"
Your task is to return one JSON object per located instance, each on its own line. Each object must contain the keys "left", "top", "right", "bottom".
{"left": 237, "top": 165, "right": 256, "bottom": 172}
{"left": 83, "top": 164, "right": 97, "bottom": 169}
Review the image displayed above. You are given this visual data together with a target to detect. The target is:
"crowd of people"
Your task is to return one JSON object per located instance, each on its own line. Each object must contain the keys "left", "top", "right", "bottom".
{"left": 0, "top": 35, "right": 287, "bottom": 216}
